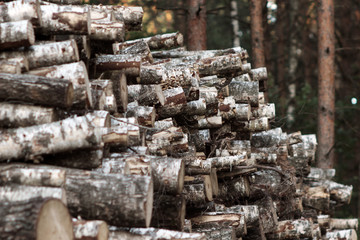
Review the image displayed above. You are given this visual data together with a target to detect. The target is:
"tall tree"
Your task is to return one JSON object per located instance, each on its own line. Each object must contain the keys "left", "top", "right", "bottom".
{"left": 187, "top": 0, "right": 207, "bottom": 50}
{"left": 249, "top": 0, "right": 265, "bottom": 67}
{"left": 317, "top": 0, "right": 335, "bottom": 168}
{"left": 231, "top": 0, "right": 240, "bottom": 47}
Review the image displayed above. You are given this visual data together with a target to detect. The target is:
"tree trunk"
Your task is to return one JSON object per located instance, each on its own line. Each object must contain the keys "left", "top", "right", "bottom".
{"left": 0, "top": 198, "right": 73, "bottom": 240}
{"left": 113, "top": 32, "right": 183, "bottom": 51}
{"left": 27, "top": 61, "right": 93, "bottom": 108}
{"left": 95, "top": 54, "right": 143, "bottom": 77}
{"left": 317, "top": 0, "right": 335, "bottom": 168}
{"left": 0, "top": 73, "right": 74, "bottom": 109}
{"left": 0, "top": 39, "right": 80, "bottom": 69}
{"left": 0, "top": 0, "right": 42, "bottom": 26}
{"left": 0, "top": 102, "right": 58, "bottom": 128}
{"left": 249, "top": 0, "right": 265, "bottom": 68}
{"left": 0, "top": 115, "right": 101, "bottom": 161}
{"left": 0, "top": 20, "right": 35, "bottom": 50}
{"left": 39, "top": 4, "right": 90, "bottom": 35}
{"left": 65, "top": 172, "right": 153, "bottom": 227}
{"left": 230, "top": 0, "right": 240, "bottom": 47}
{"left": 73, "top": 219, "right": 109, "bottom": 240}
{"left": 186, "top": 0, "right": 206, "bottom": 50}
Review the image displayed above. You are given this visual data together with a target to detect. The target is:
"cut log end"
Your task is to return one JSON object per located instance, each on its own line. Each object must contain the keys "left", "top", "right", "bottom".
{"left": 146, "top": 180, "right": 154, "bottom": 228}
{"left": 66, "top": 82, "right": 74, "bottom": 108}
{"left": 177, "top": 160, "right": 186, "bottom": 195}
{"left": 37, "top": 199, "right": 74, "bottom": 240}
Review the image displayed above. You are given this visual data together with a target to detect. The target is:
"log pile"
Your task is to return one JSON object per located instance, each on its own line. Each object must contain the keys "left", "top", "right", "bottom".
{"left": 0, "top": 0, "right": 357, "bottom": 239}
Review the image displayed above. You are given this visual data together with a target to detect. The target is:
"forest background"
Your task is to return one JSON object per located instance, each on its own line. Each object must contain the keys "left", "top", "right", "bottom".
{"left": 87, "top": 0, "right": 360, "bottom": 221}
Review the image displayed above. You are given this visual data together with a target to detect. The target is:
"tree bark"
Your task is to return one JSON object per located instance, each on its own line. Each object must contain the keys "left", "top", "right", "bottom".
{"left": 151, "top": 194, "right": 186, "bottom": 231}
{"left": 186, "top": 0, "right": 206, "bottom": 50}
{"left": 197, "top": 54, "right": 243, "bottom": 77}
{"left": 113, "top": 32, "right": 183, "bottom": 51}
{"left": 111, "top": 117, "right": 140, "bottom": 146}
{"left": 214, "top": 204, "right": 260, "bottom": 228}
{"left": 249, "top": 0, "right": 265, "bottom": 68}
{"left": 95, "top": 54, "right": 143, "bottom": 77}
{"left": 0, "top": 20, "right": 35, "bottom": 50}
{"left": 0, "top": 0, "right": 42, "bottom": 26}
{"left": 27, "top": 61, "right": 93, "bottom": 108}
{"left": 186, "top": 158, "right": 212, "bottom": 175}
{"left": 0, "top": 73, "right": 74, "bottom": 109}
{"left": 317, "top": 0, "right": 335, "bottom": 168}
{"left": 126, "top": 104, "right": 156, "bottom": 127}
{"left": 0, "top": 198, "right": 73, "bottom": 240}
{"left": 324, "top": 229, "right": 357, "bottom": 240}
{"left": 218, "top": 176, "right": 250, "bottom": 202}
{"left": 113, "top": 40, "right": 153, "bottom": 64}
{"left": 267, "top": 218, "right": 314, "bottom": 239}
{"left": 128, "top": 228, "right": 206, "bottom": 240}
{"left": 0, "top": 39, "right": 80, "bottom": 69}
{"left": 90, "top": 20, "right": 125, "bottom": 41}
{"left": 128, "top": 84, "right": 164, "bottom": 106}
{"left": 0, "top": 102, "right": 58, "bottom": 128}
{"left": 228, "top": 79, "right": 259, "bottom": 106}
{"left": 0, "top": 185, "right": 67, "bottom": 204}
{"left": 65, "top": 172, "right": 153, "bottom": 227}
{"left": 39, "top": 4, "right": 90, "bottom": 35}
{"left": 0, "top": 115, "right": 101, "bottom": 161}
{"left": 73, "top": 219, "right": 109, "bottom": 240}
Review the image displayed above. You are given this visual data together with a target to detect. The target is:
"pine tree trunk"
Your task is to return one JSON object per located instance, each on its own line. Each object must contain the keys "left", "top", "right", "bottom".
{"left": 186, "top": 0, "right": 206, "bottom": 50}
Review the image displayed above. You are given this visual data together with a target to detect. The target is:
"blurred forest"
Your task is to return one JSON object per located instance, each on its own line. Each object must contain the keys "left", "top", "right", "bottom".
{"left": 88, "top": 0, "right": 360, "bottom": 220}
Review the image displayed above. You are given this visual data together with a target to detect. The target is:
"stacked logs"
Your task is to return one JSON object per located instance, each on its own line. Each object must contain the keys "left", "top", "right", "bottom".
{"left": 0, "top": 0, "right": 357, "bottom": 240}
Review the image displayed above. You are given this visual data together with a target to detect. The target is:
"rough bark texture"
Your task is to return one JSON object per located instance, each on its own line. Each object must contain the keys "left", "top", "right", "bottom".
{"left": 152, "top": 194, "right": 186, "bottom": 231}
{"left": 90, "top": 20, "right": 125, "bottom": 41}
{"left": 0, "top": 0, "right": 42, "bottom": 26}
{"left": 0, "top": 40, "right": 80, "bottom": 69}
{"left": 266, "top": 218, "right": 314, "bottom": 239}
{"left": 0, "top": 115, "right": 100, "bottom": 161}
{"left": 127, "top": 228, "right": 206, "bottom": 240}
{"left": 39, "top": 4, "right": 90, "bottom": 35}
{"left": 0, "top": 73, "right": 74, "bottom": 109}
{"left": 0, "top": 102, "right": 58, "bottom": 128}
{"left": 113, "top": 32, "right": 183, "bottom": 51}
{"left": 249, "top": 0, "right": 265, "bottom": 68}
{"left": 0, "top": 198, "right": 73, "bottom": 240}
{"left": 65, "top": 172, "right": 153, "bottom": 227}
{"left": 73, "top": 219, "right": 109, "bottom": 240}
{"left": 95, "top": 54, "right": 142, "bottom": 76}
{"left": 317, "top": 0, "right": 335, "bottom": 168}
{"left": 0, "top": 20, "right": 35, "bottom": 50}
{"left": 27, "top": 61, "right": 93, "bottom": 108}
{"left": 186, "top": 0, "right": 206, "bottom": 50}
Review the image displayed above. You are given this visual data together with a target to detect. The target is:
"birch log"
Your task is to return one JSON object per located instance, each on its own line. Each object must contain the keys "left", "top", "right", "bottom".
{"left": 128, "top": 84, "right": 165, "bottom": 106}
{"left": 325, "top": 229, "right": 357, "bottom": 240}
{"left": 0, "top": 59, "right": 21, "bottom": 74}
{"left": 329, "top": 218, "right": 359, "bottom": 230}
{"left": 73, "top": 219, "right": 109, "bottom": 240}
{"left": 0, "top": 102, "right": 58, "bottom": 128}
{"left": 197, "top": 54, "right": 243, "bottom": 77}
{"left": 186, "top": 158, "right": 212, "bottom": 175}
{"left": 184, "top": 175, "right": 213, "bottom": 202}
{"left": 0, "top": 198, "right": 73, "bottom": 240}
{"left": 0, "top": 40, "right": 80, "bottom": 69}
{"left": 113, "top": 32, "right": 183, "bottom": 51}
{"left": 0, "top": 185, "right": 67, "bottom": 204}
{"left": 0, "top": 163, "right": 65, "bottom": 187}
{"left": 218, "top": 176, "right": 250, "bottom": 202}
{"left": 152, "top": 194, "right": 186, "bottom": 230}
{"left": 27, "top": 61, "right": 93, "bottom": 108}
{"left": 113, "top": 40, "right": 153, "bottom": 64}
{"left": 5, "top": 56, "right": 29, "bottom": 72}
{"left": 91, "top": 20, "right": 125, "bottom": 41}
{"left": 0, "top": 20, "right": 35, "bottom": 50}
{"left": 228, "top": 79, "right": 259, "bottom": 106}
{"left": 0, "top": 73, "right": 74, "bottom": 108}
{"left": 207, "top": 153, "right": 250, "bottom": 171}
{"left": 111, "top": 117, "right": 140, "bottom": 146}
{"left": 95, "top": 54, "right": 143, "bottom": 76}
{"left": 126, "top": 104, "right": 156, "bottom": 127}
{"left": 0, "top": 115, "right": 101, "bottom": 161}
{"left": 251, "top": 103, "right": 275, "bottom": 119}
{"left": 39, "top": 4, "right": 90, "bottom": 35}
{"left": 65, "top": 172, "right": 153, "bottom": 227}
{"left": 214, "top": 204, "right": 260, "bottom": 228}
{"left": 267, "top": 218, "right": 314, "bottom": 239}
{"left": 126, "top": 228, "right": 206, "bottom": 240}
{"left": 0, "top": 0, "right": 42, "bottom": 26}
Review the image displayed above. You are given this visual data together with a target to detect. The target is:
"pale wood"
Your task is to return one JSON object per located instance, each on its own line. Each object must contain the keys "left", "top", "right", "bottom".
{"left": 101, "top": 71, "right": 128, "bottom": 112}
{"left": 197, "top": 54, "right": 243, "bottom": 77}
{"left": 28, "top": 61, "right": 93, "bottom": 108}
{"left": 91, "top": 81, "right": 117, "bottom": 113}
{"left": 235, "top": 117, "right": 269, "bottom": 132}
{"left": 184, "top": 175, "right": 213, "bottom": 202}
{"left": 114, "top": 32, "right": 183, "bottom": 51}
{"left": 0, "top": 20, "right": 35, "bottom": 50}
{"left": 0, "top": 115, "right": 101, "bottom": 161}
{"left": 65, "top": 172, "right": 153, "bottom": 227}
{"left": 0, "top": 73, "right": 73, "bottom": 108}
{"left": 251, "top": 103, "right": 275, "bottom": 119}
{"left": 186, "top": 158, "right": 212, "bottom": 175}
{"left": 0, "top": 102, "right": 58, "bottom": 128}
{"left": 329, "top": 218, "right": 358, "bottom": 230}
{"left": 207, "top": 153, "right": 250, "bottom": 171}
{"left": 302, "top": 186, "right": 330, "bottom": 211}
{"left": 0, "top": 198, "right": 73, "bottom": 240}
{"left": 114, "top": 40, "right": 153, "bottom": 64}
{"left": 197, "top": 116, "right": 222, "bottom": 129}
{"left": 228, "top": 78, "right": 259, "bottom": 106}
{"left": 154, "top": 118, "right": 174, "bottom": 131}
{"left": 95, "top": 54, "right": 143, "bottom": 76}
{"left": 306, "top": 167, "right": 336, "bottom": 181}
{"left": 0, "top": 0, "right": 42, "bottom": 26}
{"left": 73, "top": 219, "right": 109, "bottom": 240}
{"left": 39, "top": 4, "right": 90, "bottom": 35}
{"left": 111, "top": 117, "right": 140, "bottom": 146}
{"left": 126, "top": 103, "right": 156, "bottom": 127}
{"left": 210, "top": 168, "right": 219, "bottom": 197}
{"left": 214, "top": 204, "right": 260, "bottom": 228}
{"left": 0, "top": 40, "right": 80, "bottom": 69}
{"left": 250, "top": 67, "right": 267, "bottom": 81}
{"left": 0, "top": 59, "right": 21, "bottom": 74}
